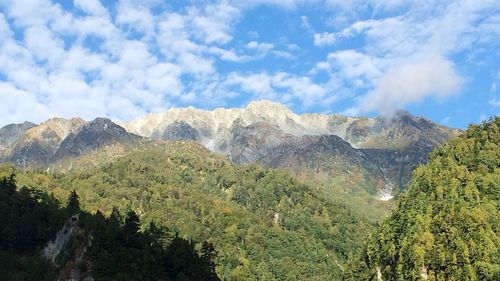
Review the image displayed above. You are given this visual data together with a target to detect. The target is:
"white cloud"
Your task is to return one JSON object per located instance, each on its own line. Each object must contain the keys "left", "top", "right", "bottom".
{"left": 246, "top": 41, "right": 274, "bottom": 53}
{"left": 115, "top": 2, "right": 154, "bottom": 35}
{"left": 312, "top": 0, "right": 498, "bottom": 114}
{"left": 24, "top": 25, "right": 65, "bottom": 66}
{"left": 301, "top": 15, "right": 312, "bottom": 32}
{"left": 225, "top": 73, "right": 274, "bottom": 98}
{"left": 0, "top": 82, "right": 52, "bottom": 124}
{"left": 0, "top": 0, "right": 497, "bottom": 127}
{"left": 74, "top": 0, "right": 107, "bottom": 17}
{"left": 358, "top": 55, "right": 462, "bottom": 114}
{"left": 224, "top": 72, "right": 332, "bottom": 108}
{"left": 0, "top": 13, "right": 13, "bottom": 41}
{"left": 271, "top": 50, "right": 293, "bottom": 59}
{"left": 315, "top": 50, "right": 382, "bottom": 82}
{"left": 145, "top": 62, "right": 182, "bottom": 96}
{"left": 208, "top": 47, "right": 251, "bottom": 62}
{"left": 314, "top": 32, "right": 336, "bottom": 46}
{"left": 188, "top": 1, "right": 240, "bottom": 44}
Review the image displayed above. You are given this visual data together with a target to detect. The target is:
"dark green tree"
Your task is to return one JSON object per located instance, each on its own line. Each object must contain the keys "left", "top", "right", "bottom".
{"left": 66, "top": 190, "right": 80, "bottom": 213}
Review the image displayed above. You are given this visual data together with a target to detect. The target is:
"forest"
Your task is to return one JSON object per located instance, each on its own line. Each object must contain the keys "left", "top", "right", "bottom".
{"left": 0, "top": 173, "right": 219, "bottom": 281}
{"left": 346, "top": 117, "right": 500, "bottom": 280}
{"left": 6, "top": 141, "right": 373, "bottom": 280}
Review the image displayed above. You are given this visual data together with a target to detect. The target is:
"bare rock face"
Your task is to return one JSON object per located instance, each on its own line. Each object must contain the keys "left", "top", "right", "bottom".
{"left": 0, "top": 121, "right": 36, "bottom": 151}
{"left": 53, "top": 118, "right": 142, "bottom": 161}
{"left": 43, "top": 214, "right": 81, "bottom": 265}
{"left": 153, "top": 120, "right": 200, "bottom": 141}
{"left": 8, "top": 118, "right": 86, "bottom": 167}
{"left": 43, "top": 214, "right": 94, "bottom": 281}
{"left": 0, "top": 117, "right": 141, "bottom": 167}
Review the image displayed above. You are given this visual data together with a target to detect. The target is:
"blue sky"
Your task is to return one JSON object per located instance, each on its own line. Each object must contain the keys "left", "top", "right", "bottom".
{"left": 0, "top": 0, "right": 498, "bottom": 128}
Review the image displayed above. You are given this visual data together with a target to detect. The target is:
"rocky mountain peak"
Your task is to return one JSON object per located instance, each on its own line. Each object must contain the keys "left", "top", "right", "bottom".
{"left": 53, "top": 118, "right": 141, "bottom": 161}
{"left": 24, "top": 117, "right": 86, "bottom": 142}
{"left": 245, "top": 100, "right": 293, "bottom": 115}
{"left": 0, "top": 121, "right": 36, "bottom": 150}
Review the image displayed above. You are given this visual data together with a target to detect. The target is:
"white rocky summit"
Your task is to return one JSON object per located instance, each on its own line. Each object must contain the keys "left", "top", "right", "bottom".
{"left": 123, "top": 100, "right": 360, "bottom": 148}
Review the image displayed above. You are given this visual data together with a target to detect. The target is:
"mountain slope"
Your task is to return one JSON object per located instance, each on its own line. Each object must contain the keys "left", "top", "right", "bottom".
{"left": 53, "top": 117, "right": 142, "bottom": 161}
{"left": 0, "top": 118, "right": 143, "bottom": 168}
{"left": 225, "top": 121, "right": 386, "bottom": 194}
{"left": 17, "top": 141, "right": 374, "bottom": 280}
{"left": 0, "top": 170, "right": 220, "bottom": 281}
{"left": 8, "top": 118, "right": 85, "bottom": 167}
{"left": 0, "top": 121, "right": 36, "bottom": 152}
{"left": 346, "top": 117, "right": 500, "bottom": 280}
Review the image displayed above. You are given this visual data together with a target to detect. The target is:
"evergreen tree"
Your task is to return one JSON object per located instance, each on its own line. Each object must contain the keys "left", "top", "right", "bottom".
{"left": 66, "top": 190, "right": 80, "bottom": 213}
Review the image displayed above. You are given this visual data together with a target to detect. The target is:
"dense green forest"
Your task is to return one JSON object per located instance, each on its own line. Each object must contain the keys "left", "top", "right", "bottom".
{"left": 346, "top": 117, "right": 500, "bottom": 280}
{"left": 0, "top": 172, "right": 219, "bottom": 281}
{"left": 11, "top": 142, "right": 374, "bottom": 280}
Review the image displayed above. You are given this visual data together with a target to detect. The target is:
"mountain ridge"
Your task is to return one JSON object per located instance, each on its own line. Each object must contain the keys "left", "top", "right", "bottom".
{"left": 0, "top": 100, "right": 460, "bottom": 198}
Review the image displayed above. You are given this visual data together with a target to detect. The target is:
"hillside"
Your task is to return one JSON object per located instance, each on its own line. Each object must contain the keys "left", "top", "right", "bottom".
{"left": 0, "top": 169, "right": 219, "bottom": 281}
{"left": 346, "top": 117, "right": 500, "bottom": 280}
{"left": 16, "top": 141, "right": 374, "bottom": 280}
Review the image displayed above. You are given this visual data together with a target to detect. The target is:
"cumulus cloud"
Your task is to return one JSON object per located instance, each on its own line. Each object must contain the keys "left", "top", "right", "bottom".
{"left": 313, "top": 50, "right": 382, "bottom": 86}
{"left": 224, "top": 72, "right": 332, "bottom": 108}
{"left": 314, "top": 0, "right": 498, "bottom": 114}
{"left": 358, "top": 55, "right": 462, "bottom": 114}
{"left": 0, "top": 82, "right": 52, "bottom": 124}
{"left": 246, "top": 41, "right": 274, "bottom": 53}
{"left": 0, "top": 0, "right": 244, "bottom": 125}
{"left": 74, "top": 0, "right": 108, "bottom": 17}
{"left": 313, "top": 32, "right": 336, "bottom": 46}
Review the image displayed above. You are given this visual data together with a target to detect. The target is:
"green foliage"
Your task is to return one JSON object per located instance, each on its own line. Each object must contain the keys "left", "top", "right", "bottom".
{"left": 346, "top": 117, "right": 500, "bottom": 280}
{"left": 17, "top": 142, "right": 374, "bottom": 280}
{"left": 0, "top": 173, "right": 63, "bottom": 280}
{"left": 0, "top": 173, "right": 220, "bottom": 281}
{"left": 67, "top": 189, "right": 80, "bottom": 214}
{"left": 84, "top": 209, "right": 221, "bottom": 281}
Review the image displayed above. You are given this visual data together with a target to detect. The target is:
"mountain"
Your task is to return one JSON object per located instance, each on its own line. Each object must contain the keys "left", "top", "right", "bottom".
{"left": 0, "top": 121, "right": 36, "bottom": 151}
{"left": 124, "top": 101, "right": 458, "bottom": 150}
{"left": 0, "top": 100, "right": 459, "bottom": 198}
{"left": 53, "top": 117, "right": 142, "bottom": 160}
{"left": 0, "top": 117, "right": 142, "bottom": 168}
{"left": 123, "top": 100, "right": 460, "bottom": 197}
{"left": 7, "top": 118, "right": 86, "bottom": 167}
{"left": 346, "top": 117, "right": 500, "bottom": 280}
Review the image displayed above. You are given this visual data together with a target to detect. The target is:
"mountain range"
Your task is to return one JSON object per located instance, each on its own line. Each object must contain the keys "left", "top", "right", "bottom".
{"left": 0, "top": 100, "right": 459, "bottom": 199}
